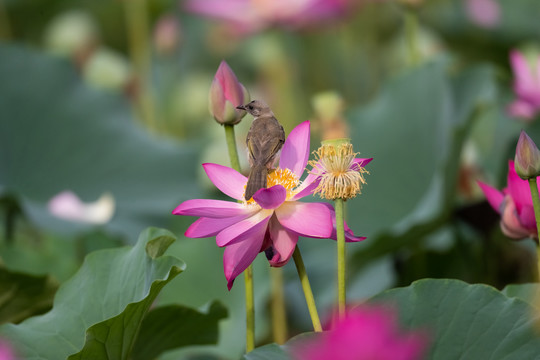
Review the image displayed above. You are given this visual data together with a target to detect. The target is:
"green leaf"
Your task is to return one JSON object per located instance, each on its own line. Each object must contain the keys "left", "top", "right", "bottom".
{"left": 244, "top": 344, "right": 290, "bottom": 360}
{"left": 346, "top": 60, "right": 496, "bottom": 269}
{"left": 0, "top": 45, "right": 200, "bottom": 239}
{"left": 0, "top": 267, "right": 58, "bottom": 324}
{"left": 0, "top": 227, "right": 185, "bottom": 360}
{"left": 131, "top": 301, "right": 228, "bottom": 360}
{"left": 369, "top": 279, "right": 540, "bottom": 359}
{"left": 502, "top": 283, "right": 540, "bottom": 310}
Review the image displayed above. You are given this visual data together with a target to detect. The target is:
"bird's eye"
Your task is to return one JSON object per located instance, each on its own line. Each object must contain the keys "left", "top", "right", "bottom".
{"left": 248, "top": 105, "right": 254, "bottom": 110}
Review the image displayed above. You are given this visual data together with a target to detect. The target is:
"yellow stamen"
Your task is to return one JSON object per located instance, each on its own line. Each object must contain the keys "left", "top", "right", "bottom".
{"left": 309, "top": 143, "right": 368, "bottom": 200}
{"left": 244, "top": 168, "right": 300, "bottom": 205}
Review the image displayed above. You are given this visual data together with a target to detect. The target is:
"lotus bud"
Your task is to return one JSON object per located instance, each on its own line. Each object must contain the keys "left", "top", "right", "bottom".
{"left": 514, "top": 130, "right": 540, "bottom": 180}
{"left": 208, "top": 61, "right": 249, "bottom": 125}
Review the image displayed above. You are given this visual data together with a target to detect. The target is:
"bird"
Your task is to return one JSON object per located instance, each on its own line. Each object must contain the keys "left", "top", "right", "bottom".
{"left": 236, "top": 100, "right": 285, "bottom": 201}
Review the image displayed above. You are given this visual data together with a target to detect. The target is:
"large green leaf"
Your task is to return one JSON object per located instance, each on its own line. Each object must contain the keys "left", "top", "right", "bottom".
{"left": 503, "top": 283, "right": 540, "bottom": 310}
{"left": 0, "top": 45, "right": 200, "bottom": 239}
{"left": 345, "top": 59, "right": 496, "bottom": 269}
{"left": 248, "top": 279, "right": 540, "bottom": 360}
{"left": 369, "top": 279, "right": 540, "bottom": 359}
{"left": 131, "top": 301, "right": 228, "bottom": 360}
{"left": 0, "top": 227, "right": 185, "bottom": 359}
{"left": 0, "top": 267, "right": 57, "bottom": 324}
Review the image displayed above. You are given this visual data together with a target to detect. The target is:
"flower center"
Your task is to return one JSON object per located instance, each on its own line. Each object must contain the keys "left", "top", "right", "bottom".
{"left": 309, "top": 143, "right": 368, "bottom": 200}
{"left": 244, "top": 167, "right": 299, "bottom": 205}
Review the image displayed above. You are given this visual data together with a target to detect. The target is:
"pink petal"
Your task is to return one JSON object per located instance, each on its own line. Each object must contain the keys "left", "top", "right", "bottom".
{"left": 279, "top": 121, "right": 311, "bottom": 178}
{"left": 203, "top": 163, "right": 247, "bottom": 200}
{"left": 267, "top": 217, "right": 298, "bottom": 267}
{"left": 223, "top": 224, "right": 267, "bottom": 290}
{"left": 507, "top": 99, "right": 537, "bottom": 120}
{"left": 275, "top": 201, "right": 332, "bottom": 238}
{"left": 477, "top": 181, "right": 504, "bottom": 214}
{"left": 323, "top": 203, "right": 366, "bottom": 242}
{"left": 185, "top": 215, "right": 251, "bottom": 238}
{"left": 518, "top": 204, "right": 537, "bottom": 230}
{"left": 172, "top": 199, "right": 253, "bottom": 218}
{"left": 292, "top": 172, "right": 320, "bottom": 200}
{"left": 208, "top": 78, "right": 226, "bottom": 121}
{"left": 216, "top": 60, "right": 244, "bottom": 107}
{"left": 511, "top": 51, "right": 540, "bottom": 103}
{"left": 500, "top": 195, "right": 532, "bottom": 239}
{"left": 216, "top": 210, "right": 272, "bottom": 247}
{"left": 353, "top": 157, "right": 373, "bottom": 168}
{"left": 506, "top": 160, "right": 533, "bottom": 212}
{"left": 253, "top": 185, "right": 287, "bottom": 209}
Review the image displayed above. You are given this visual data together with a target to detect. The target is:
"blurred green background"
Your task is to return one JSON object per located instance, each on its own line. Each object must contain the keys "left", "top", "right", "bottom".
{"left": 1, "top": 0, "right": 540, "bottom": 358}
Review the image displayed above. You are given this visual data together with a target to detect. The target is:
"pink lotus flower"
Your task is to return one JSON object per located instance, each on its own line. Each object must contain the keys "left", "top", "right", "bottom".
{"left": 292, "top": 305, "right": 428, "bottom": 360}
{"left": 209, "top": 60, "right": 249, "bottom": 125}
{"left": 184, "top": 0, "right": 356, "bottom": 35}
{"left": 48, "top": 191, "right": 115, "bottom": 225}
{"left": 173, "top": 121, "right": 368, "bottom": 289}
{"left": 508, "top": 50, "right": 540, "bottom": 121}
{"left": 478, "top": 160, "right": 539, "bottom": 240}
{"left": 0, "top": 339, "right": 15, "bottom": 360}
{"left": 464, "top": 0, "right": 500, "bottom": 29}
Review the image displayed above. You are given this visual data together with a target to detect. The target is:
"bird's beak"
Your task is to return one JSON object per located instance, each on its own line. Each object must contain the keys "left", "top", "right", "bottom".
{"left": 236, "top": 105, "right": 246, "bottom": 110}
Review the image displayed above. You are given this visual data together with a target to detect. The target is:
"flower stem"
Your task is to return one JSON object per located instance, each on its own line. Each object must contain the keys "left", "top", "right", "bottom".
{"left": 527, "top": 178, "right": 540, "bottom": 280}
{"left": 245, "top": 265, "right": 255, "bottom": 352}
{"left": 223, "top": 123, "right": 254, "bottom": 351}
{"left": 224, "top": 124, "right": 241, "bottom": 172}
{"left": 292, "top": 245, "right": 322, "bottom": 332}
{"left": 270, "top": 267, "right": 288, "bottom": 344}
{"left": 0, "top": 0, "right": 12, "bottom": 40}
{"left": 404, "top": 9, "right": 420, "bottom": 67}
{"left": 123, "top": 0, "right": 157, "bottom": 131}
{"left": 335, "top": 198, "right": 346, "bottom": 318}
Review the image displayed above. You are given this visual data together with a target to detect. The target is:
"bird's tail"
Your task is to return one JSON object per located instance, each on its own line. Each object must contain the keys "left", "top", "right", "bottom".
{"left": 245, "top": 165, "right": 268, "bottom": 201}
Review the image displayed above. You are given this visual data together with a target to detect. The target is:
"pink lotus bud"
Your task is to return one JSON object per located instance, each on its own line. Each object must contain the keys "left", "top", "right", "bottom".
{"left": 208, "top": 61, "right": 249, "bottom": 125}
{"left": 514, "top": 130, "right": 540, "bottom": 180}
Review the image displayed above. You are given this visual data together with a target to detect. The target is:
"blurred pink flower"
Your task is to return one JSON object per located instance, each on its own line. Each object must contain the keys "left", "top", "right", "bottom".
{"left": 478, "top": 160, "right": 538, "bottom": 240}
{"left": 292, "top": 306, "right": 429, "bottom": 360}
{"left": 172, "top": 121, "right": 366, "bottom": 289}
{"left": 184, "top": 0, "right": 357, "bottom": 35}
{"left": 508, "top": 50, "right": 540, "bottom": 121}
{"left": 464, "top": 0, "right": 500, "bottom": 29}
{"left": 0, "top": 339, "right": 15, "bottom": 360}
{"left": 153, "top": 14, "right": 182, "bottom": 55}
{"left": 48, "top": 191, "right": 115, "bottom": 225}
{"left": 209, "top": 60, "right": 249, "bottom": 125}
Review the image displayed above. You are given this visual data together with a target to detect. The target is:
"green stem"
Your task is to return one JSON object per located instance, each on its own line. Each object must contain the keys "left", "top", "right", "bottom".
{"left": 245, "top": 265, "right": 255, "bottom": 352}
{"left": 0, "top": 0, "right": 12, "bottom": 40}
{"left": 224, "top": 125, "right": 241, "bottom": 172}
{"left": 123, "top": 0, "right": 157, "bottom": 131}
{"left": 404, "top": 9, "right": 420, "bottom": 67}
{"left": 335, "top": 198, "right": 346, "bottom": 318}
{"left": 292, "top": 246, "right": 322, "bottom": 332}
{"left": 223, "top": 123, "right": 254, "bottom": 351}
{"left": 270, "top": 267, "right": 287, "bottom": 344}
{"left": 527, "top": 178, "right": 540, "bottom": 280}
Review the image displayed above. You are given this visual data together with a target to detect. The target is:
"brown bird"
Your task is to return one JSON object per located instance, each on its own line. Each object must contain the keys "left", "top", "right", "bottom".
{"left": 237, "top": 100, "right": 285, "bottom": 201}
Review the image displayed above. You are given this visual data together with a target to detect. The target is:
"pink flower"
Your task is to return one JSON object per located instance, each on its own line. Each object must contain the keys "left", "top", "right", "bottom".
{"left": 478, "top": 160, "right": 538, "bottom": 240}
{"left": 508, "top": 50, "right": 540, "bottom": 121}
{"left": 209, "top": 61, "right": 250, "bottom": 125}
{"left": 464, "top": 0, "right": 500, "bottom": 29}
{"left": 172, "top": 121, "right": 367, "bottom": 289}
{"left": 0, "top": 339, "right": 16, "bottom": 360}
{"left": 184, "top": 0, "right": 356, "bottom": 35}
{"left": 48, "top": 191, "right": 115, "bottom": 225}
{"left": 292, "top": 306, "right": 429, "bottom": 360}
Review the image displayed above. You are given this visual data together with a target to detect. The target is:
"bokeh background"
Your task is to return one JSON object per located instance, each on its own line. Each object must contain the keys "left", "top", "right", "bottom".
{"left": 1, "top": 0, "right": 540, "bottom": 358}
